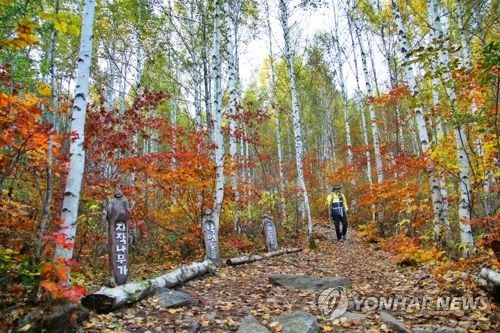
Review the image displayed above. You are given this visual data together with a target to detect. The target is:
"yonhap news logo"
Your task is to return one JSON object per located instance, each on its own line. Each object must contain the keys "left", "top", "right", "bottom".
{"left": 318, "top": 288, "right": 489, "bottom": 320}
{"left": 317, "top": 287, "right": 348, "bottom": 319}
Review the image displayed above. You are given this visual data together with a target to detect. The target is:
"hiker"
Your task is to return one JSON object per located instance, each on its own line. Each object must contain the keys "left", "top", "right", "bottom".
{"left": 327, "top": 184, "right": 349, "bottom": 242}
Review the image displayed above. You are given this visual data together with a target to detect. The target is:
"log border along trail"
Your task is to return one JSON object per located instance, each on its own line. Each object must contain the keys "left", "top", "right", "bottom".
{"left": 80, "top": 224, "right": 498, "bottom": 332}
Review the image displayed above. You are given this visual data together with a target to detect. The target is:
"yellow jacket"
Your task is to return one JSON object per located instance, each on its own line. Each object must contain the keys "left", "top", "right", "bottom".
{"left": 326, "top": 192, "right": 348, "bottom": 212}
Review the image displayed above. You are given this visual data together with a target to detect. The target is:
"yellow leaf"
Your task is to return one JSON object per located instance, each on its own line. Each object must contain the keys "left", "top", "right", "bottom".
{"left": 37, "top": 83, "right": 52, "bottom": 98}
{"left": 53, "top": 19, "right": 68, "bottom": 33}
{"left": 68, "top": 24, "right": 80, "bottom": 36}
{"left": 8, "top": 38, "right": 28, "bottom": 49}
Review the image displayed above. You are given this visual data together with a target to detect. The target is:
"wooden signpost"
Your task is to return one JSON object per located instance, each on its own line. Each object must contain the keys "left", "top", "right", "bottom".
{"left": 106, "top": 190, "right": 129, "bottom": 286}
{"left": 263, "top": 214, "right": 279, "bottom": 252}
{"left": 202, "top": 209, "right": 222, "bottom": 265}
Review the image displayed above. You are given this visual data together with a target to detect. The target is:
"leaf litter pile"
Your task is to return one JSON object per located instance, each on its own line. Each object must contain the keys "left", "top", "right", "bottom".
{"left": 82, "top": 226, "right": 499, "bottom": 332}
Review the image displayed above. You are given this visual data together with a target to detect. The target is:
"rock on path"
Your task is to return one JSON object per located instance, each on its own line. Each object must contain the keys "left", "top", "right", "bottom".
{"left": 268, "top": 274, "right": 350, "bottom": 290}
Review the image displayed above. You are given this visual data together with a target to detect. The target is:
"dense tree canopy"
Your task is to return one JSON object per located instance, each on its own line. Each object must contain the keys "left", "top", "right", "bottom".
{"left": 0, "top": 0, "right": 498, "bottom": 330}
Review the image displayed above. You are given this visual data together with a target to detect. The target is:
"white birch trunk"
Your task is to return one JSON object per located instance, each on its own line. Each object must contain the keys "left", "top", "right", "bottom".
{"left": 106, "top": 45, "right": 116, "bottom": 110}
{"left": 82, "top": 260, "right": 212, "bottom": 313}
{"left": 428, "top": 2, "right": 450, "bottom": 235}
{"left": 226, "top": 248, "right": 302, "bottom": 266}
{"left": 429, "top": 0, "right": 473, "bottom": 255}
{"left": 480, "top": 268, "right": 500, "bottom": 287}
{"left": 336, "top": 64, "right": 353, "bottom": 165}
{"left": 456, "top": 2, "right": 492, "bottom": 216}
{"left": 224, "top": 1, "right": 240, "bottom": 231}
{"left": 332, "top": 3, "right": 353, "bottom": 165}
{"left": 189, "top": 0, "right": 202, "bottom": 132}
{"left": 456, "top": 3, "right": 472, "bottom": 70}
{"left": 201, "top": 9, "right": 212, "bottom": 134}
{"left": 211, "top": 0, "right": 224, "bottom": 227}
{"left": 322, "top": 103, "right": 337, "bottom": 164}
{"left": 366, "top": 34, "right": 380, "bottom": 98}
{"left": 265, "top": 0, "right": 287, "bottom": 223}
{"left": 392, "top": 0, "right": 448, "bottom": 241}
{"left": 352, "top": 6, "right": 384, "bottom": 184}
{"left": 119, "top": 52, "right": 129, "bottom": 113}
{"left": 239, "top": 128, "right": 246, "bottom": 201}
{"left": 279, "top": 0, "right": 313, "bottom": 238}
{"left": 348, "top": 14, "right": 372, "bottom": 185}
{"left": 135, "top": 0, "right": 142, "bottom": 88}
{"left": 245, "top": 125, "right": 251, "bottom": 198}
{"left": 54, "top": 0, "right": 96, "bottom": 261}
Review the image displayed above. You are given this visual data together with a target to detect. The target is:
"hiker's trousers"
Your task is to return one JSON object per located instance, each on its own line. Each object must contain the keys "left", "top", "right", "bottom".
{"left": 332, "top": 214, "right": 348, "bottom": 240}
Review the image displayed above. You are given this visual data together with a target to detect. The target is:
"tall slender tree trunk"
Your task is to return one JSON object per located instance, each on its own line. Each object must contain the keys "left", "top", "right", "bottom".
{"left": 332, "top": 2, "right": 353, "bottom": 165}
{"left": 366, "top": 34, "right": 380, "bottom": 98}
{"left": 189, "top": 0, "right": 202, "bottom": 132}
{"left": 224, "top": 0, "right": 240, "bottom": 231}
{"left": 106, "top": 44, "right": 116, "bottom": 110}
{"left": 265, "top": 0, "right": 287, "bottom": 223}
{"left": 428, "top": 1, "right": 450, "bottom": 236}
{"left": 279, "top": 0, "right": 313, "bottom": 240}
{"left": 429, "top": 0, "right": 473, "bottom": 256}
{"left": 201, "top": 9, "right": 212, "bottom": 135}
{"left": 37, "top": 0, "right": 60, "bottom": 258}
{"left": 351, "top": 5, "right": 384, "bottom": 185}
{"left": 54, "top": 0, "right": 96, "bottom": 263}
{"left": 347, "top": 13, "right": 372, "bottom": 186}
{"left": 392, "top": 0, "right": 448, "bottom": 242}
{"left": 211, "top": 0, "right": 224, "bottom": 227}
{"left": 456, "top": 1, "right": 492, "bottom": 216}
{"left": 135, "top": 0, "right": 143, "bottom": 88}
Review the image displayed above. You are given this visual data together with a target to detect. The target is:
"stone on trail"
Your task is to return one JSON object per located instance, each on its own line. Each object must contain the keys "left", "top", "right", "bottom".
{"left": 274, "top": 311, "right": 320, "bottom": 333}
{"left": 412, "top": 327, "right": 467, "bottom": 333}
{"left": 269, "top": 274, "right": 350, "bottom": 290}
{"left": 340, "top": 311, "right": 366, "bottom": 321}
{"left": 185, "top": 320, "right": 201, "bottom": 333}
{"left": 236, "top": 316, "right": 271, "bottom": 333}
{"left": 380, "top": 311, "right": 411, "bottom": 333}
{"left": 157, "top": 288, "right": 194, "bottom": 308}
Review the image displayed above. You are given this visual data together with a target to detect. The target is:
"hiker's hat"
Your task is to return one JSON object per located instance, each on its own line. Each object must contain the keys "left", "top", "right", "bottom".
{"left": 332, "top": 183, "right": 342, "bottom": 190}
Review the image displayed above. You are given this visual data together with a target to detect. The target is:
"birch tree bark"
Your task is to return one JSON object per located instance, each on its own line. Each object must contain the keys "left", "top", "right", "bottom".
{"left": 135, "top": 0, "right": 143, "bottom": 88}
{"left": 189, "top": 0, "right": 202, "bottom": 132}
{"left": 54, "top": 0, "right": 96, "bottom": 262}
{"left": 265, "top": 0, "right": 287, "bottom": 223}
{"left": 429, "top": 0, "right": 474, "bottom": 256}
{"left": 366, "top": 34, "right": 380, "bottom": 98}
{"left": 347, "top": 12, "right": 372, "bottom": 186}
{"left": 332, "top": 2, "right": 353, "bottom": 165}
{"left": 351, "top": 3, "right": 384, "bottom": 185}
{"left": 105, "top": 44, "right": 116, "bottom": 110}
{"left": 279, "top": 0, "right": 313, "bottom": 240}
{"left": 391, "top": 0, "right": 448, "bottom": 242}
{"left": 201, "top": 8, "right": 212, "bottom": 135}
{"left": 211, "top": 0, "right": 225, "bottom": 227}
{"left": 456, "top": 1, "right": 492, "bottom": 216}
{"left": 224, "top": 0, "right": 240, "bottom": 231}
{"left": 37, "top": 0, "right": 60, "bottom": 258}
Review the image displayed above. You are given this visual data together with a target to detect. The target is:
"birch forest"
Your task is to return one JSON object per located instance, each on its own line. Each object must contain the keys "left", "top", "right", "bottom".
{"left": 0, "top": 0, "right": 498, "bottom": 331}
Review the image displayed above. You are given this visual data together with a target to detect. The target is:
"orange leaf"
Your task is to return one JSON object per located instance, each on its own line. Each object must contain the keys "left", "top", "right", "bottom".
{"left": 55, "top": 265, "right": 69, "bottom": 281}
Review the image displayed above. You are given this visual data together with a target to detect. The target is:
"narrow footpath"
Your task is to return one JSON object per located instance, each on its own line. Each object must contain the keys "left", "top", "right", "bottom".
{"left": 82, "top": 226, "right": 498, "bottom": 332}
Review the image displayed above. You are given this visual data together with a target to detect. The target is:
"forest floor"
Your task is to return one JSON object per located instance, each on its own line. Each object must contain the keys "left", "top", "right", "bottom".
{"left": 81, "top": 225, "right": 499, "bottom": 332}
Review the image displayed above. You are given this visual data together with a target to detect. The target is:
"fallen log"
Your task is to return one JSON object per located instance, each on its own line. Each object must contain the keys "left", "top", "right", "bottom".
{"left": 81, "top": 260, "right": 212, "bottom": 313}
{"left": 226, "top": 248, "right": 302, "bottom": 266}
{"left": 480, "top": 267, "right": 500, "bottom": 287}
